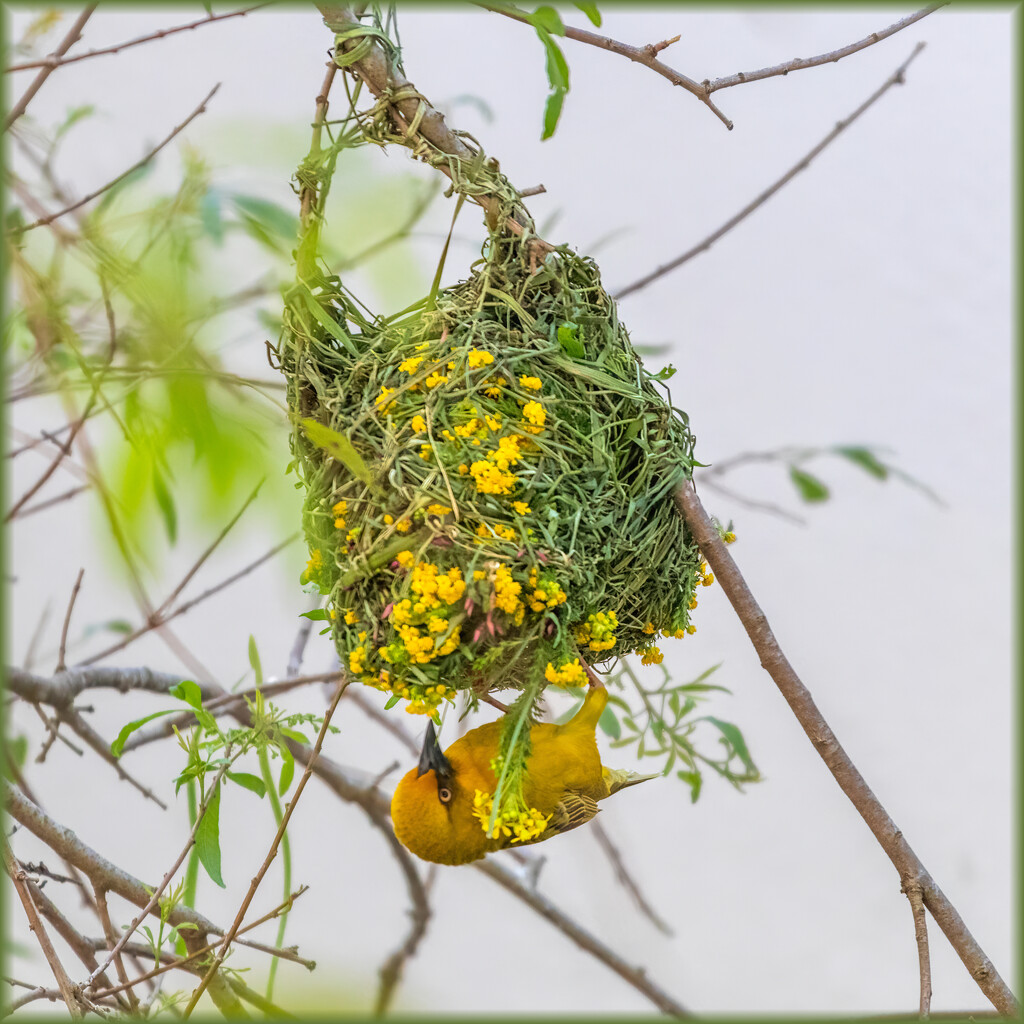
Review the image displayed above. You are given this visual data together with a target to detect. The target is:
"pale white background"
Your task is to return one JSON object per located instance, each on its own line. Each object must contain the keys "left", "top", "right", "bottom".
{"left": 4, "top": 4, "right": 1015, "bottom": 1017}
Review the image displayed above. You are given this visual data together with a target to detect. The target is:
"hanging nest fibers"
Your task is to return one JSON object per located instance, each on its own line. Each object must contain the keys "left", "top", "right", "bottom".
{"left": 279, "top": 224, "right": 706, "bottom": 723}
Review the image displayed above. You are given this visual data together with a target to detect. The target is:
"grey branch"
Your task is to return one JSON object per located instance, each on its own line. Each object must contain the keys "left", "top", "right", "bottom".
{"left": 704, "top": 5, "right": 946, "bottom": 94}
{"left": 5, "top": 5, "right": 271, "bottom": 74}
{"left": 673, "top": 479, "right": 1018, "bottom": 1018}
{"left": 477, "top": 2, "right": 732, "bottom": 130}
{"left": 3, "top": 6, "right": 97, "bottom": 132}
{"left": 614, "top": 43, "right": 926, "bottom": 300}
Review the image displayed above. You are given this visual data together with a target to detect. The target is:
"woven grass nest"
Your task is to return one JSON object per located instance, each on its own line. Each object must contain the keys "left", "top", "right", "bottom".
{"left": 281, "top": 229, "right": 703, "bottom": 719}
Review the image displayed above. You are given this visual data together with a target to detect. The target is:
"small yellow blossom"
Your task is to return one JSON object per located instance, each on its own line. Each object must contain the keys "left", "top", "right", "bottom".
{"left": 344, "top": 609, "right": 358, "bottom": 625}
{"left": 411, "top": 415, "right": 427, "bottom": 434}
{"left": 395, "top": 518, "right": 412, "bottom": 533}
{"left": 519, "top": 375, "right": 543, "bottom": 391}
{"left": 399, "top": 355, "right": 424, "bottom": 374}
{"left": 425, "top": 372, "right": 449, "bottom": 389}
{"left": 511, "top": 501, "right": 531, "bottom": 516}
{"left": 332, "top": 499, "right": 348, "bottom": 530}
{"left": 639, "top": 645, "right": 664, "bottom": 666}
{"left": 426, "top": 504, "right": 452, "bottom": 516}
{"left": 419, "top": 444, "right": 433, "bottom": 461}
{"left": 395, "top": 550, "right": 415, "bottom": 570}
{"left": 544, "top": 659, "right": 585, "bottom": 686}
{"left": 467, "top": 349, "right": 495, "bottom": 369}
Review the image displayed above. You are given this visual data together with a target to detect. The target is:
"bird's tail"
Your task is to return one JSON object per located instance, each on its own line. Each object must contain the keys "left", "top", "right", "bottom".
{"left": 563, "top": 684, "right": 608, "bottom": 734}
{"left": 603, "top": 766, "right": 660, "bottom": 795}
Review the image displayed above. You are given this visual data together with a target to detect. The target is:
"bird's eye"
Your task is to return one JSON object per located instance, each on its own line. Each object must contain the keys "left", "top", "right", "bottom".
{"left": 437, "top": 786, "right": 453, "bottom": 804}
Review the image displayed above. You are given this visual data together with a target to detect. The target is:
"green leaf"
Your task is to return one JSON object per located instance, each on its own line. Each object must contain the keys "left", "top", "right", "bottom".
{"left": 677, "top": 769, "right": 703, "bottom": 803}
{"left": 384, "top": 694, "right": 401, "bottom": 710}
{"left": 554, "top": 699, "right": 584, "bottom": 725}
{"left": 248, "top": 635, "right": 263, "bottom": 686}
{"left": 54, "top": 104, "right": 95, "bottom": 142}
{"left": 231, "top": 194, "right": 299, "bottom": 245}
{"left": 279, "top": 726, "right": 308, "bottom": 744}
{"left": 572, "top": 1, "right": 601, "bottom": 25}
{"left": 278, "top": 745, "right": 295, "bottom": 795}
{"left": 301, "top": 417, "right": 373, "bottom": 485}
{"left": 199, "top": 188, "right": 224, "bottom": 244}
{"left": 531, "top": 5, "right": 565, "bottom": 35}
{"left": 2, "top": 735, "right": 29, "bottom": 780}
{"left": 151, "top": 465, "right": 178, "bottom": 545}
{"left": 834, "top": 446, "right": 889, "bottom": 480}
{"left": 196, "top": 782, "right": 225, "bottom": 888}
{"left": 651, "top": 364, "right": 677, "bottom": 381}
{"left": 110, "top": 710, "right": 177, "bottom": 758}
{"left": 225, "top": 771, "right": 266, "bottom": 798}
{"left": 556, "top": 321, "right": 584, "bottom": 358}
{"left": 542, "top": 86, "right": 567, "bottom": 141}
{"left": 299, "top": 608, "right": 330, "bottom": 621}
{"left": 169, "top": 679, "right": 204, "bottom": 711}
{"left": 704, "top": 716, "right": 758, "bottom": 776}
{"left": 789, "top": 466, "right": 830, "bottom": 503}
{"left": 598, "top": 704, "right": 621, "bottom": 739}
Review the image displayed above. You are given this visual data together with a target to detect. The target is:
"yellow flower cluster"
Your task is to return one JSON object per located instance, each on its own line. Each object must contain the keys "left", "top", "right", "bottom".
{"left": 575, "top": 610, "right": 618, "bottom": 653}
{"left": 527, "top": 567, "right": 567, "bottom": 612}
{"left": 519, "top": 375, "right": 542, "bottom": 391}
{"left": 399, "top": 355, "right": 424, "bottom": 374}
{"left": 483, "top": 376, "right": 507, "bottom": 398}
{"left": 470, "top": 434, "right": 525, "bottom": 495}
{"left": 511, "top": 501, "right": 531, "bottom": 515}
{"left": 639, "top": 644, "right": 664, "bottom": 666}
{"left": 477, "top": 522, "right": 517, "bottom": 542}
{"left": 472, "top": 789, "right": 551, "bottom": 843}
{"left": 411, "top": 415, "right": 427, "bottom": 434}
{"left": 544, "top": 658, "right": 585, "bottom": 686}
{"left": 492, "top": 564, "right": 522, "bottom": 616}
{"left": 301, "top": 548, "right": 323, "bottom": 584}
{"left": 369, "top": 671, "right": 454, "bottom": 715}
{"left": 332, "top": 500, "right": 348, "bottom": 529}
{"left": 467, "top": 348, "right": 495, "bottom": 369}
{"left": 521, "top": 400, "right": 546, "bottom": 435}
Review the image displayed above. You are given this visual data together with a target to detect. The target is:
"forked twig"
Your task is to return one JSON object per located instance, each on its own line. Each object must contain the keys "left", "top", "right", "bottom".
{"left": 614, "top": 43, "right": 926, "bottom": 300}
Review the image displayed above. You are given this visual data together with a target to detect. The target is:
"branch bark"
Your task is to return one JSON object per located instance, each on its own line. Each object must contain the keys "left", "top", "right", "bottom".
{"left": 673, "top": 479, "right": 1018, "bottom": 1018}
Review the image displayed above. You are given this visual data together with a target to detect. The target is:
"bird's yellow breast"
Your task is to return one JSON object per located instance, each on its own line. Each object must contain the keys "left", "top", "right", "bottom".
{"left": 391, "top": 688, "right": 611, "bottom": 865}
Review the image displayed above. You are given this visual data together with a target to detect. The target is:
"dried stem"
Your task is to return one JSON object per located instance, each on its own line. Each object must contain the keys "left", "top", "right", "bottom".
{"left": 705, "top": 5, "right": 946, "bottom": 93}
{"left": 614, "top": 43, "right": 926, "bottom": 300}
{"left": 673, "top": 478, "right": 1018, "bottom": 1017}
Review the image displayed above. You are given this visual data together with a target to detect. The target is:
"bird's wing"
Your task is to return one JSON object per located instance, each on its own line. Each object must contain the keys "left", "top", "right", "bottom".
{"left": 546, "top": 791, "right": 601, "bottom": 836}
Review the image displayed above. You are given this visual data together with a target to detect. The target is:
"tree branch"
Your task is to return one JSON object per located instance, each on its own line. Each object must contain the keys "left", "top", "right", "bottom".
{"left": 2, "top": 840, "right": 83, "bottom": 1018}
{"left": 673, "top": 479, "right": 1018, "bottom": 1017}
{"left": 704, "top": 5, "right": 946, "bottom": 94}
{"left": 3, "top": 6, "right": 97, "bottom": 132}
{"left": 614, "top": 43, "right": 926, "bottom": 300}
{"left": 903, "top": 877, "right": 933, "bottom": 1017}
{"left": 16, "top": 84, "right": 221, "bottom": 233}
{"left": 5, "top": 5, "right": 271, "bottom": 74}
{"left": 477, "top": 2, "right": 733, "bottom": 129}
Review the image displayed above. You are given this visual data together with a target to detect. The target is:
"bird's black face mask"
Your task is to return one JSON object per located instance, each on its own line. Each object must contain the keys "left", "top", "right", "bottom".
{"left": 417, "top": 721, "right": 453, "bottom": 783}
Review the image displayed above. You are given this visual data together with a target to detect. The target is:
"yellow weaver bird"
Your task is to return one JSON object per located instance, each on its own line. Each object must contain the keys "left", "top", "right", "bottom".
{"left": 391, "top": 686, "right": 657, "bottom": 865}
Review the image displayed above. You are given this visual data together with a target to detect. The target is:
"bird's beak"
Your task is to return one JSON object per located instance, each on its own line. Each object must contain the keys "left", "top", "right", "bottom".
{"left": 416, "top": 721, "right": 453, "bottom": 780}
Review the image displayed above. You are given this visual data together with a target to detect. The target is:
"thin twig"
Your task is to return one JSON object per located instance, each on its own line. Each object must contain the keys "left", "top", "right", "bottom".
{"left": 705, "top": 5, "right": 946, "bottom": 94}
{"left": 14, "top": 484, "right": 90, "bottom": 519}
{"left": 56, "top": 569, "right": 85, "bottom": 673}
{"left": 4, "top": 395, "right": 96, "bottom": 522}
{"left": 59, "top": 706, "right": 169, "bottom": 810}
{"left": 695, "top": 475, "right": 807, "bottom": 526}
{"left": 673, "top": 478, "right": 1019, "bottom": 1017}
{"left": 3, "top": 6, "right": 97, "bottom": 132}
{"left": 5, "top": 5, "right": 272, "bottom": 73}
{"left": 78, "top": 533, "right": 299, "bottom": 666}
{"left": 92, "top": 888, "right": 139, "bottom": 1014}
{"left": 590, "top": 820, "right": 673, "bottom": 935}
{"left": 85, "top": 761, "right": 233, "bottom": 987}
{"left": 614, "top": 43, "right": 926, "bottom": 300}
{"left": 2, "top": 840, "right": 83, "bottom": 1018}
{"left": 903, "top": 878, "right": 933, "bottom": 1017}
{"left": 17, "top": 84, "right": 221, "bottom": 232}
{"left": 181, "top": 680, "right": 349, "bottom": 1017}
{"left": 154, "top": 481, "right": 263, "bottom": 617}
{"left": 477, "top": 2, "right": 733, "bottom": 129}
